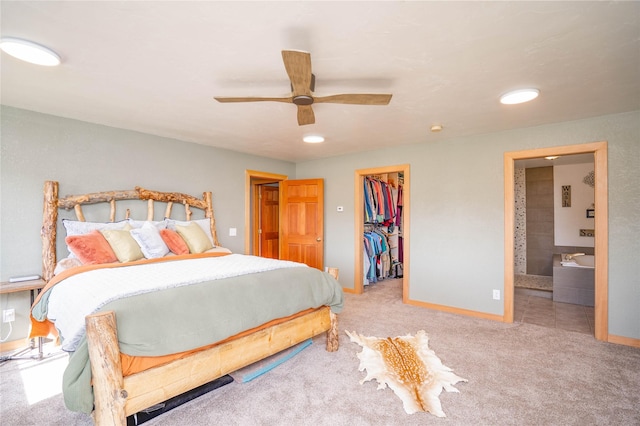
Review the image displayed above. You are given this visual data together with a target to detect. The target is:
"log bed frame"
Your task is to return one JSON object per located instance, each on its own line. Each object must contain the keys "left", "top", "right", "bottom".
{"left": 40, "top": 181, "right": 339, "bottom": 425}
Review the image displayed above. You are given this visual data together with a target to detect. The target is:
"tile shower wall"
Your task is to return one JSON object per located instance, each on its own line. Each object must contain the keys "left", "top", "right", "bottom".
{"left": 514, "top": 168, "right": 527, "bottom": 274}
{"left": 526, "top": 167, "right": 555, "bottom": 276}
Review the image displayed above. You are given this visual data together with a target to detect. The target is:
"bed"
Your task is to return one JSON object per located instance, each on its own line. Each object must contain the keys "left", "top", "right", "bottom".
{"left": 30, "top": 181, "right": 343, "bottom": 425}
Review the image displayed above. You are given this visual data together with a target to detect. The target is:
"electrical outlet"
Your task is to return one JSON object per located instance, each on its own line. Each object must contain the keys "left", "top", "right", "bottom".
{"left": 493, "top": 289, "right": 501, "bottom": 300}
{"left": 3, "top": 308, "right": 15, "bottom": 323}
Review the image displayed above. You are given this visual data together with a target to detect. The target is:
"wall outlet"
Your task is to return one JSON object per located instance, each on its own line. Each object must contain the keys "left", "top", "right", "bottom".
{"left": 229, "top": 228, "right": 237, "bottom": 237}
{"left": 3, "top": 308, "right": 15, "bottom": 323}
{"left": 493, "top": 289, "right": 501, "bottom": 300}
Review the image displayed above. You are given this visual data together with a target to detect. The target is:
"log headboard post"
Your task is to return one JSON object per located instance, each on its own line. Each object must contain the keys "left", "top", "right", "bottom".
{"left": 42, "top": 181, "right": 59, "bottom": 282}
{"left": 203, "top": 191, "right": 219, "bottom": 247}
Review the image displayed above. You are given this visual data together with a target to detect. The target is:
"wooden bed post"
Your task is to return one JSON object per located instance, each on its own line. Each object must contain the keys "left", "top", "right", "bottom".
{"left": 204, "top": 191, "right": 220, "bottom": 246}
{"left": 326, "top": 267, "right": 339, "bottom": 352}
{"left": 327, "top": 311, "right": 339, "bottom": 352}
{"left": 86, "top": 311, "right": 127, "bottom": 426}
{"left": 42, "top": 181, "right": 58, "bottom": 282}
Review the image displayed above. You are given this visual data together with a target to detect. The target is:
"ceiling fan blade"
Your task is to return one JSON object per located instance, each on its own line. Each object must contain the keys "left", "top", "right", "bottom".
{"left": 313, "top": 93, "right": 392, "bottom": 105}
{"left": 282, "top": 50, "right": 313, "bottom": 97}
{"left": 214, "top": 96, "right": 292, "bottom": 103}
{"left": 297, "top": 105, "right": 315, "bottom": 126}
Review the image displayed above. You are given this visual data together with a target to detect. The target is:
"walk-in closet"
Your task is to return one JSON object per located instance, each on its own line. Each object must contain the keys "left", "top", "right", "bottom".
{"left": 362, "top": 172, "right": 404, "bottom": 286}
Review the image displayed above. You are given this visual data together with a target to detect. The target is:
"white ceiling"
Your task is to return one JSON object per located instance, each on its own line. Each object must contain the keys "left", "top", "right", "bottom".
{"left": 1, "top": 1, "right": 638, "bottom": 162}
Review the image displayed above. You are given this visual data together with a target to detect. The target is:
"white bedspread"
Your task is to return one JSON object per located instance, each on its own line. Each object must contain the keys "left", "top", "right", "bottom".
{"left": 47, "top": 254, "right": 306, "bottom": 352}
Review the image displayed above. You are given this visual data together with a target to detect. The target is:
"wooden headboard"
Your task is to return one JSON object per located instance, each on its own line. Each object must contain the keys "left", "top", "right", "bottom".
{"left": 41, "top": 181, "right": 220, "bottom": 282}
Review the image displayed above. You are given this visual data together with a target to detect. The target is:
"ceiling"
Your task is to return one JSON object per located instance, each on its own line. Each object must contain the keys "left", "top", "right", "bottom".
{"left": 1, "top": 1, "right": 638, "bottom": 163}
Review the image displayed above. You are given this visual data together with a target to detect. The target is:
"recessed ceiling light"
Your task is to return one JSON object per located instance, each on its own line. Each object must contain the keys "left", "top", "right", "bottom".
{"left": 430, "top": 124, "right": 443, "bottom": 132}
{"left": 500, "top": 88, "right": 539, "bottom": 105}
{"left": 0, "top": 37, "right": 61, "bottom": 66}
{"left": 303, "top": 135, "right": 324, "bottom": 143}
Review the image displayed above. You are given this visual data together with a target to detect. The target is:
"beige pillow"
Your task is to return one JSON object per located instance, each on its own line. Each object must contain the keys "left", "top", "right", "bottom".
{"left": 176, "top": 223, "right": 213, "bottom": 253}
{"left": 101, "top": 228, "right": 145, "bottom": 262}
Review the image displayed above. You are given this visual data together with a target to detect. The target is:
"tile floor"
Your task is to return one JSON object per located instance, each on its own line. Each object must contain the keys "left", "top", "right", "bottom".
{"left": 514, "top": 288, "right": 595, "bottom": 335}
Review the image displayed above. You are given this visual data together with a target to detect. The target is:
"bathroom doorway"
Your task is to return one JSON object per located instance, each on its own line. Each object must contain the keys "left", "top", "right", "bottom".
{"left": 514, "top": 153, "right": 595, "bottom": 335}
{"left": 504, "top": 142, "right": 608, "bottom": 342}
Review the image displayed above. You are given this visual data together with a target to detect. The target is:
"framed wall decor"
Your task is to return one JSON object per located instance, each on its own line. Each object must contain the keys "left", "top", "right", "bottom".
{"left": 586, "top": 208, "right": 595, "bottom": 218}
{"left": 562, "top": 185, "right": 571, "bottom": 207}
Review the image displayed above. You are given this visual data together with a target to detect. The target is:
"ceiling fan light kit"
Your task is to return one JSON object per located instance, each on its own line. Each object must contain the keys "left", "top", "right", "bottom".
{"left": 499, "top": 88, "right": 539, "bottom": 105}
{"left": 303, "top": 135, "right": 325, "bottom": 143}
{"left": 214, "top": 50, "right": 392, "bottom": 126}
{"left": 0, "top": 37, "right": 61, "bottom": 66}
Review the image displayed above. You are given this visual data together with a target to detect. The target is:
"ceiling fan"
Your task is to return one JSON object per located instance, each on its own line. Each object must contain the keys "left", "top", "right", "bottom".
{"left": 214, "top": 50, "right": 392, "bottom": 126}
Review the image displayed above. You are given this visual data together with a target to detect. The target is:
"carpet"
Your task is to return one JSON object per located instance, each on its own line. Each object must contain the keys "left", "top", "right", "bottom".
{"left": 346, "top": 330, "right": 467, "bottom": 417}
{"left": 230, "top": 339, "right": 313, "bottom": 383}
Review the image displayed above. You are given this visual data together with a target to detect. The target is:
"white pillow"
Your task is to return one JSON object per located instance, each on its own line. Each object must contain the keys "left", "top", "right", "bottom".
{"left": 62, "top": 219, "right": 130, "bottom": 236}
{"left": 130, "top": 222, "right": 170, "bottom": 259}
{"left": 127, "top": 219, "right": 167, "bottom": 230}
{"left": 165, "top": 218, "right": 216, "bottom": 247}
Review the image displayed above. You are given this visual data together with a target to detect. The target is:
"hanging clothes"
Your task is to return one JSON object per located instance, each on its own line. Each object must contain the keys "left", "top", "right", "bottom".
{"left": 364, "top": 177, "right": 397, "bottom": 225}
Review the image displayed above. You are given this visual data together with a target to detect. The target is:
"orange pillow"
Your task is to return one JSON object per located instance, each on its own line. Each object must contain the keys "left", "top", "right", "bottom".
{"left": 65, "top": 230, "right": 118, "bottom": 265}
{"left": 160, "top": 229, "right": 189, "bottom": 255}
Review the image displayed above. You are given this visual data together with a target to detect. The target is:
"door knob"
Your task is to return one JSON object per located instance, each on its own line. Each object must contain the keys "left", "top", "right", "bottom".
{"left": 316, "top": 237, "right": 322, "bottom": 242}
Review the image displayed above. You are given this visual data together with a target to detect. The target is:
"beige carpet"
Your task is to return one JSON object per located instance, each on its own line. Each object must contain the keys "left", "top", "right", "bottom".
{"left": 1, "top": 278, "right": 639, "bottom": 425}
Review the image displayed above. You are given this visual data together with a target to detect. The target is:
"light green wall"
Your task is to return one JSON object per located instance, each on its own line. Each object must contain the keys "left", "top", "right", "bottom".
{"left": 0, "top": 106, "right": 295, "bottom": 341}
{"left": 1, "top": 106, "right": 638, "bottom": 342}
{"left": 297, "top": 111, "right": 640, "bottom": 340}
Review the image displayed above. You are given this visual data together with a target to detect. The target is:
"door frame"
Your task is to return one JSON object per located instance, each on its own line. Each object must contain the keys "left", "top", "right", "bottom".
{"left": 504, "top": 141, "right": 608, "bottom": 341}
{"left": 354, "top": 164, "right": 410, "bottom": 299}
{"left": 244, "top": 170, "right": 288, "bottom": 255}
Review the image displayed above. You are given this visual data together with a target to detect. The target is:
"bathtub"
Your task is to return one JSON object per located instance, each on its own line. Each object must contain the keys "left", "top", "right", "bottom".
{"left": 553, "top": 254, "right": 594, "bottom": 306}
{"left": 560, "top": 254, "right": 595, "bottom": 268}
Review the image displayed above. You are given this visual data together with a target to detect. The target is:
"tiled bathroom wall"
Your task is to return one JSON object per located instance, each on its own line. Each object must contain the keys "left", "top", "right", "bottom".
{"left": 526, "top": 167, "right": 555, "bottom": 276}
{"left": 514, "top": 168, "right": 527, "bottom": 274}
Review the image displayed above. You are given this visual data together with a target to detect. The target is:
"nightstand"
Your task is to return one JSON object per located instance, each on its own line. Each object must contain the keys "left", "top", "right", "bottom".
{"left": 0, "top": 279, "right": 47, "bottom": 361}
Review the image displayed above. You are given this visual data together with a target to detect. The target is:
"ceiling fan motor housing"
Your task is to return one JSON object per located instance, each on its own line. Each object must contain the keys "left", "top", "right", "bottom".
{"left": 293, "top": 95, "right": 314, "bottom": 105}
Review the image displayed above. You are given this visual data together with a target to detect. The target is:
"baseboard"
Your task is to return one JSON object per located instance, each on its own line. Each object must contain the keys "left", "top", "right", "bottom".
{"left": 405, "top": 298, "right": 504, "bottom": 322}
{"left": 608, "top": 334, "right": 640, "bottom": 348}
{"left": 0, "top": 338, "right": 29, "bottom": 354}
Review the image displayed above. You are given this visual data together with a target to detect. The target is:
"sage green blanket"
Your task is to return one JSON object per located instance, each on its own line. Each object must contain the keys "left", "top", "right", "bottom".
{"left": 50, "top": 266, "right": 343, "bottom": 413}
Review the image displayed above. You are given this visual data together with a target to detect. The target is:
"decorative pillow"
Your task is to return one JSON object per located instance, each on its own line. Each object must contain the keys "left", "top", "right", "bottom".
{"left": 65, "top": 230, "right": 118, "bottom": 265}
{"left": 54, "top": 257, "right": 84, "bottom": 275}
{"left": 176, "top": 223, "right": 213, "bottom": 253}
{"left": 127, "top": 219, "right": 167, "bottom": 230}
{"left": 101, "top": 229, "right": 145, "bottom": 263}
{"left": 130, "top": 222, "right": 170, "bottom": 259}
{"left": 159, "top": 229, "right": 189, "bottom": 255}
{"left": 165, "top": 218, "right": 215, "bottom": 247}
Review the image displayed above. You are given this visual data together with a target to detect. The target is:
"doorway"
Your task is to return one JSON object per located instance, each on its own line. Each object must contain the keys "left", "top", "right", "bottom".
{"left": 504, "top": 142, "right": 608, "bottom": 342}
{"left": 244, "top": 170, "right": 287, "bottom": 255}
{"left": 354, "top": 164, "right": 410, "bottom": 300}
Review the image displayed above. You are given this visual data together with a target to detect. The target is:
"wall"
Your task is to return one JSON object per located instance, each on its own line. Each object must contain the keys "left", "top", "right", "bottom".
{"left": 554, "top": 163, "right": 595, "bottom": 247}
{"left": 0, "top": 106, "right": 296, "bottom": 343}
{"left": 525, "top": 167, "right": 555, "bottom": 276}
{"left": 297, "top": 110, "right": 640, "bottom": 340}
{"left": 2, "top": 107, "right": 639, "bottom": 342}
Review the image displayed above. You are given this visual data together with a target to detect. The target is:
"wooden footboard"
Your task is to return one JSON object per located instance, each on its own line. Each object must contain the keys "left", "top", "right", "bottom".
{"left": 86, "top": 306, "right": 339, "bottom": 426}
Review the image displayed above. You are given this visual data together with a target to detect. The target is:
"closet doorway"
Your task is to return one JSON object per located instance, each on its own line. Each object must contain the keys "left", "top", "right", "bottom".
{"left": 354, "top": 164, "right": 410, "bottom": 300}
{"left": 504, "top": 142, "right": 609, "bottom": 342}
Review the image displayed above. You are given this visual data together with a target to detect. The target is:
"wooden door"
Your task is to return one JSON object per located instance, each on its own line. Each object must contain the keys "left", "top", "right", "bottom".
{"left": 280, "top": 179, "right": 324, "bottom": 270}
{"left": 258, "top": 185, "right": 279, "bottom": 259}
